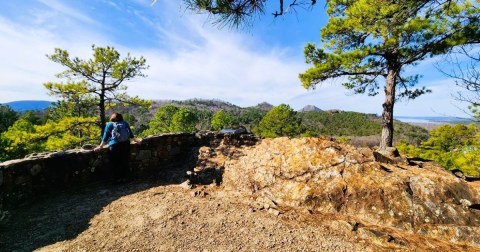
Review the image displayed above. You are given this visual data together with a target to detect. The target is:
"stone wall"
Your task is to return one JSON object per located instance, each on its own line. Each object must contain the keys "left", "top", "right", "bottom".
{"left": 0, "top": 132, "right": 258, "bottom": 210}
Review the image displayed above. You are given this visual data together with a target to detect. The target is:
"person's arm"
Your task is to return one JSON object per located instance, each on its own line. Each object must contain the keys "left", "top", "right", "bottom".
{"left": 94, "top": 141, "right": 108, "bottom": 152}
{"left": 127, "top": 122, "right": 142, "bottom": 145}
{"left": 94, "top": 123, "right": 111, "bottom": 151}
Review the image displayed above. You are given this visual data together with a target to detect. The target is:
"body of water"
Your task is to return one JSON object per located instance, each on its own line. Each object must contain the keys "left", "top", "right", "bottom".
{"left": 395, "top": 116, "right": 473, "bottom": 124}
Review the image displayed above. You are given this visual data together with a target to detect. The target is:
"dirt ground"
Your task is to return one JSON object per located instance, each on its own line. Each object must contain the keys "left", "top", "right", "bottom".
{"left": 1, "top": 175, "right": 390, "bottom": 252}
{"left": 2, "top": 177, "right": 477, "bottom": 252}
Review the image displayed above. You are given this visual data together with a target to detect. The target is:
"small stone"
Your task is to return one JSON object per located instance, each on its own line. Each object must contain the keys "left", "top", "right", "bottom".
{"left": 268, "top": 208, "right": 280, "bottom": 216}
{"left": 30, "top": 164, "right": 42, "bottom": 176}
{"left": 460, "top": 199, "right": 472, "bottom": 208}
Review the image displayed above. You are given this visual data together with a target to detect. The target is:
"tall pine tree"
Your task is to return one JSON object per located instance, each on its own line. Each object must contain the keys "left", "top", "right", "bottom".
{"left": 299, "top": 0, "right": 480, "bottom": 152}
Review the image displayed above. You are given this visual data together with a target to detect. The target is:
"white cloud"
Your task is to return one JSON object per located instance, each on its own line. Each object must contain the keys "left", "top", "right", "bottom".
{"left": 123, "top": 10, "right": 309, "bottom": 107}
{"left": 0, "top": 0, "right": 473, "bottom": 118}
{"left": 38, "top": 0, "right": 98, "bottom": 25}
{"left": 0, "top": 1, "right": 111, "bottom": 102}
{"left": 394, "top": 79, "right": 470, "bottom": 117}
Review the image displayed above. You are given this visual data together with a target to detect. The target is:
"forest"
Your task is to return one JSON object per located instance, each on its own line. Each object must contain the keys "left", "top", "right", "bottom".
{"left": 1, "top": 1, "right": 480, "bottom": 177}
{"left": 1, "top": 96, "right": 479, "bottom": 176}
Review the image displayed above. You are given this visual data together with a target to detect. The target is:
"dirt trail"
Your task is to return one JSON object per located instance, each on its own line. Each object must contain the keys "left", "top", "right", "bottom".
{"left": 2, "top": 179, "right": 375, "bottom": 252}
{"left": 2, "top": 177, "right": 478, "bottom": 251}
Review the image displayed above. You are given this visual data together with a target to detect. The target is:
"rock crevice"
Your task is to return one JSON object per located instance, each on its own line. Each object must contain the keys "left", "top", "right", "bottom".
{"left": 192, "top": 137, "right": 480, "bottom": 247}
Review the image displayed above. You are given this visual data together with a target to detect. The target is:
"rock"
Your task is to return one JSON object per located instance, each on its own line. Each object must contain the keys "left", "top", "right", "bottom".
{"left": 299, "top": 105, "right": 322, "bottom": 112}
{"left": 30, "top": 164, "right": 42, "bottom": 176}
{"left": 212, "top": 137, "right": 480, "bottom": 246}
{"left": 460, "top": 199, "right": 472, "bottom": 208}
{"left": 268, "top": 208, "right": 280, "bottom": 216}
{"left": 82, "top": 144, "right": 95, "bottom": 150}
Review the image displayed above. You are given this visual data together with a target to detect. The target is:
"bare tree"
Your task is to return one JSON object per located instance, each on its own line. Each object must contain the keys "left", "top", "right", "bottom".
{"left": 438, "top": 46, "right": 480, "bottom": 119}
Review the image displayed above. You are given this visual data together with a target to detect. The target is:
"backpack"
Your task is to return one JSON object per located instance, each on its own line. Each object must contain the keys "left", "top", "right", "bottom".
{"left": 111, "top": 122, "right": 130, "bottom": 142}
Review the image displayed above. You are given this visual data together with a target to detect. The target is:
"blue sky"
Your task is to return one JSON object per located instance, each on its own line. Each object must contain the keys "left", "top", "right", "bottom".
{"left": 0, "top": 0, "right": 471, "bottom": 117}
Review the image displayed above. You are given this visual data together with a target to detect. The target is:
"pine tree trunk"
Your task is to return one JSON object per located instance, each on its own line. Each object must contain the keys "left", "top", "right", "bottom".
{"left": 379, "top": 69, "right": 397, "bottom": 151}
{"left": 99, "top": 89, "right": 106, "bottom": 136}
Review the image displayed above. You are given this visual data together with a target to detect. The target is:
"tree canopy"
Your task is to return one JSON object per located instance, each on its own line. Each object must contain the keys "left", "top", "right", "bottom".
{"left": 0, "top": 112, "right": 45, "bottom": 161}
{"left": 398, "top": 124, "right": 480, "bottom": 176}
{"left": 143, "top": 105, "right": 199, "bottom": 135}
{"left": 211, "top": 110, "right": 233, "bottom": 131}
{"left": 0, "top": 105, "right": 18, "bottom": 133}
{"left": 46, "top": 45, "right": 151, "bottom": 133}
{"left": 257, "top": 104, "right": 301, "bottom": 137}
{"left": 1, "top": 45, "right": 153, "bottom": 157}
{"left": 143, "top": 105, "right": 180, "bottom": 135}
{"left": 171, "top": 108, "right": 199, "bottom": 133}
{"left": 182, "top": 0, "right": 317, "bottom": 27}
{"left": 299, "top": 0, "right": 480, "bottom": 151}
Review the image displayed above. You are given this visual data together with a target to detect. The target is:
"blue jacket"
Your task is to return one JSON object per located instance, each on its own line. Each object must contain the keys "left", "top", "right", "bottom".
{"left": 101, "top": 121, "right": 134, "bottom": 146}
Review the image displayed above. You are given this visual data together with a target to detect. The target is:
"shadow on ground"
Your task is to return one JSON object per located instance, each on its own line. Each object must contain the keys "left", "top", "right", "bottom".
{"left": 0, "top": 148, "right": 200, "bottom": 252}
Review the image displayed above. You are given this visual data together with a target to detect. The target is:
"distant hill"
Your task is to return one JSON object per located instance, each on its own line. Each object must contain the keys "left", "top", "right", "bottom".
{"left": 3, "top": 100, "right": 52, "bottom": 112}
{"left": 299, "top": 105, "right": 322, "bottom": 112}
{"left": 255, "top": 102, "right": 274, "bottom": 111}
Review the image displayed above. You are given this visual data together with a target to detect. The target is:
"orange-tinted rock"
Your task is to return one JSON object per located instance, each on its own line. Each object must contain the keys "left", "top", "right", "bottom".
{"left": 196, "top": 137, "right": 480, "bottom": 246}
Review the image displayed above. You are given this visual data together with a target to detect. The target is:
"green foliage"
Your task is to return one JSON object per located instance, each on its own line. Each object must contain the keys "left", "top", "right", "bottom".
{"left": 397, "top": 124, "right": 480, "bottom": 176}
{"left": 234, "top": 107, "right": 266, "bottom": 132}
{"left": 211, "top": 110, "right": 233, "bottom": 131}
{"left": 193, "top": 109, "right": 213, "bottom": 131}
{"left": 144, "top": 100, "right": 267, "bottom": 133}
{"left": 46, "top": 45, "right": 152, "bottom": 133}
{"left": 393, "top": 121, "right": 429, "bottom": 145}
{"left": 44, "top": 81, "right": 96, "bottom": 119}
{"left": 36, "top": 117, "right": 100, "bottom": 151}
{"left": 299, "top": 111, "right": 428, "bottom": 145}
{"left": 182, "top": 0, "right": 315, "bottom": 27}
{"left": 0, "top": 45, "right": 153, "bottom": 161}
{"left": 299, "top": 0, "right": 480, "bottom": 149}
{"left": 302, "top": 130, "right": 317, "bottom": 137}
{"left": 1, "top": 117, "right": 43, "bottom": 161}
{"left": 143, "top": 105, "right": 199, "bottom": 134}
{"left": 300, "top": 111, "right": 381, "bottom": 137}
{"left": 257, "top": 104, "right": 301, "bottom": 138}
{"left": 0, "top": 105, "right": 19, "bottom": 133}
{"left": 122, "top": 113, "right": 137, "bottom": 130}
{"left": 143, "top": 105, "right": 180, "bottom": 135}
{"left": 171, "top": 108, "right": 199, "bottom": 133}
{"left": 0, "top": 115, "right": 100, "bottom": 161}
{"left": 421, "top": 124, "right": 478, "bottom": 152}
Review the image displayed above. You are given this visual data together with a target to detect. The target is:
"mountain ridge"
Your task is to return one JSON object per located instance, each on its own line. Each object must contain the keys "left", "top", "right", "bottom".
{"left": 3, "top": 100, "right": 52, "bottom": 112}
{"left": 3, "top": 99, "right": 473, "bottom": 123}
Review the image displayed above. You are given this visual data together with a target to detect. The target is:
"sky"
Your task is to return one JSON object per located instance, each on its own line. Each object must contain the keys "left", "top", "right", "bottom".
{"left": 0, "top": 0, "right": 473, "bottom": 117}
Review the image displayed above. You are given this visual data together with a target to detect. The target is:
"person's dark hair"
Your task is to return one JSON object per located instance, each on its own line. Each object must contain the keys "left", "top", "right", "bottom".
{"left": 110, "top": 112, "right": 123, "bottom": 122}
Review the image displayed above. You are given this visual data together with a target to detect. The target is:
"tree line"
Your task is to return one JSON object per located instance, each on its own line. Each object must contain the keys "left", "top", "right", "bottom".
{"left": 0, "top": 96, "right": 431, "bottom": 161}
{"left": 4, "top": 96, "right": 478, "bottom": 178}
{"left": 1, "top": 0, "right": 479, "bottom": 175}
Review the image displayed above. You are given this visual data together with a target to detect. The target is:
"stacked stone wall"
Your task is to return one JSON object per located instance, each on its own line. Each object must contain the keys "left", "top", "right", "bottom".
{"left": 0, "top": 132, "right": 258, "bottom": 210}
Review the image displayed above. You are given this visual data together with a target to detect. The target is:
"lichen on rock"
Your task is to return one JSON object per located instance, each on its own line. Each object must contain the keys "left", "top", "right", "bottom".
{"left": 194, "top": 137, "right": 480, "bottom": 246}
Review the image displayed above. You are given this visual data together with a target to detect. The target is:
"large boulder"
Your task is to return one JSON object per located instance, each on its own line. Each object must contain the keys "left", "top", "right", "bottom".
{"left": 193, "top": 137, "right": 480, "bottom": 246}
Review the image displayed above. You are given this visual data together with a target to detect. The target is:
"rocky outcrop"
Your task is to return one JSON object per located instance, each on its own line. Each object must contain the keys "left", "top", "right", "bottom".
{"left": 2, "top": 134, "right": 479, "bottom": 248}
{"left": 192, "top": 137, "right": 480, "bottom": 247}
{"left": 299, "top": 105, "right": 322, "bottom": 112}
